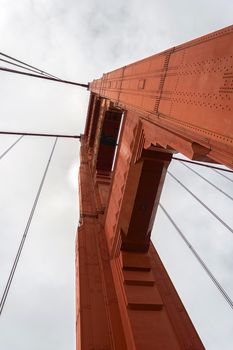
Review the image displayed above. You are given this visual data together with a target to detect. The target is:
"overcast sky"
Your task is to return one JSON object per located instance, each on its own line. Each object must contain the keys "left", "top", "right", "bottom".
{"left": 0, "top": 1, "right": 232, "bottom": 349}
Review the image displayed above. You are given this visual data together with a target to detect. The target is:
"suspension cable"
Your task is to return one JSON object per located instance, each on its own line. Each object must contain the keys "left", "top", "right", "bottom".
{"left": 212, "top": 169, "right": 233, "bottom": 183}
{"left": 0, "top": 131, "right": 80, "bottom": 139}
{"left": 179, "top": 162, "right": 233, "bottom": 202}
{"left": 167, "top": 171, "right": 233, "bottom": 235}
{"left": 0, "top": 58, "right": 54, "bottom": 77}
{"left": 172, "top": 157, "right": 233, "bottom": 173}
{"left": 0, "top": 135, "right": 24, "bottom": 160}
{"left": 0, "top": 51, "right": 60, "bottom": 80}
{"left": 0, "top": 138, "right": 57, "bottom": 316}
{"left": 0, "top": 66, "right": 89, "bottom": 88}
{"left": 159, "top": 203, "right": 233, "bottom": 310}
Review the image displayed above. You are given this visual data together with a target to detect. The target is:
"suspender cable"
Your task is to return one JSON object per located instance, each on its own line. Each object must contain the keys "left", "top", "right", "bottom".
{"left": 0, "top": 51, "right": 60, "bottom": 80}
{"left": 179, "top": 162, "right": 233, "bottom": 202}
{"left": 0, "top": 131, "right": 80, "bottom": 139}
{"left": 168, "top": 171, "right": 233, "bottom": 235}
{"left": 172, "top": 157, "right": 233, "bottom": 173}
{"left": 0, "top": 135, "right": 24, "bottom": 160}
{"left": 159, "top": 204, "right": 233, "bottom": 310}
{"left": 0, "top": 138, "right": 57, "bottom": 316}
{"left": 0, "top": 66, "right": 89, "bottom": 88}
{"left": 212, "top": 169, "right": 233, "bottom": 183}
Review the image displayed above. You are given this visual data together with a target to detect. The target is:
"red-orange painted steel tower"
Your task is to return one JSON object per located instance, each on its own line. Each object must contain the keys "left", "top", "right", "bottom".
{"left": 76, "top": 25, "right": 233, "bottom": 349}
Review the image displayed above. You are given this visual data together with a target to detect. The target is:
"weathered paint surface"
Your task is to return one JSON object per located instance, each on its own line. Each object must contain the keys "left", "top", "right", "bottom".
{"left": 76, "top": 25, "right": 233, "bottom": 349}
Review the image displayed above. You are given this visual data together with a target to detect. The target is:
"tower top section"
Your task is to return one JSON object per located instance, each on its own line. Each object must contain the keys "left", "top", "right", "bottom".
{"left": 88, "top": 25, "right": 233, "bottom": 168}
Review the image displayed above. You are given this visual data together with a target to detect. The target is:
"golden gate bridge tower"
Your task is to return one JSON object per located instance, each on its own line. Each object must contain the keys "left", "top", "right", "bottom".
{"left": 76, "top": 25, "right": 233, "bottom": 349}
{"left": 0, "top": 24, "right": 233, "bottom": 350}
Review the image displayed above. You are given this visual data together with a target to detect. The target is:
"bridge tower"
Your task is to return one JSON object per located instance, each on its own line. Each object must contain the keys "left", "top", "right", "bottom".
{"left": 76, "top": 25, "right": 233, "bottom": 349}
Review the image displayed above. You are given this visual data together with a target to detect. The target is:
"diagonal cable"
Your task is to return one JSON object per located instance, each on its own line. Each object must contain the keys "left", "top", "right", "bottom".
{"left": 0, "top": 137, "right": 57, "bottom": 316}
{"left": 0, "top": 131, "right": 80, "bottom": 139}
{"left": 0, "top": 66, "right": 88, "bottom": 88}
{"left": 0, "top": 51, "right": 60, "bottom": 80}
{"left": 159, "top": 203, "right": 233, "bottom": 310}
{"left": 172, "top": 157, "right": 233, "bottom": 173}
{"left": 0, "top": 135, "right": 24, "bottom": 160}
{"left": 179, "top": 162, "right": 233, "bottom": 201}
{"left": 168, "top": 171, "right": 233, "bottom": 235}
{"left": 0, "top": 58, "right": 53, "bottom": 77}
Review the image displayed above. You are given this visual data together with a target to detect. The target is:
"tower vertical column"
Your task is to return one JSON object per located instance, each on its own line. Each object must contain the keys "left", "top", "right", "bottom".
{"left": 76, "top": 96, "right": 204, "bottom": 349}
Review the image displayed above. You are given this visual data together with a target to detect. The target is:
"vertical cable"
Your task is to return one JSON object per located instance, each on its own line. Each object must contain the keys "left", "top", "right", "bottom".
{"left": 179, "top": 162, "right": 233, "bottom": 201}
{"left": 168, "top": 171, "right": 233, "bottom": 235}
{"left": 0, "top": 135, "right": 24, "bottom": 160}
{"left": 213, "top": 169, "right": 233, "bottom": 184}
{"left": 0, "top": 137, "right": 58, "bottom": 316}
{"left": 159, "top": 203, "right": 233, "bottom": 310}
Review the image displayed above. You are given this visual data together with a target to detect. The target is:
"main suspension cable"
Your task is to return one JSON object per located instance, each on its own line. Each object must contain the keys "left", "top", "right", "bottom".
{"left": 0, "top": 66, "right": 89, "bottom": 88}
{"left": 168, "top": 171, "right": 233, "bottom": 235}
{"left": 159, "top": 203, "right": 233, "bottom": 310}
{"left": 179, "top": 162, "right": 233, "bottom": 202}
{"left": 0, "top": 135, "right": 24, "bottom": 160}
{"left": 0, "top": 131, "right": 80, "bottom": 139}
{"left": 0, "top": 51, "right": 60, "bottom": 80}
{"left": 172, "top": 157, "right": 233, "bottom": 173}
{"left": 0, "top": 138, "right": 57, "bottom": 316}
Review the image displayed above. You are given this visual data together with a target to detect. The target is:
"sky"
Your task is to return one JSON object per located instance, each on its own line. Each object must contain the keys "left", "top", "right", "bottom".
{"left": 0, "top": 0, "right": 232, "bottom": 349}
